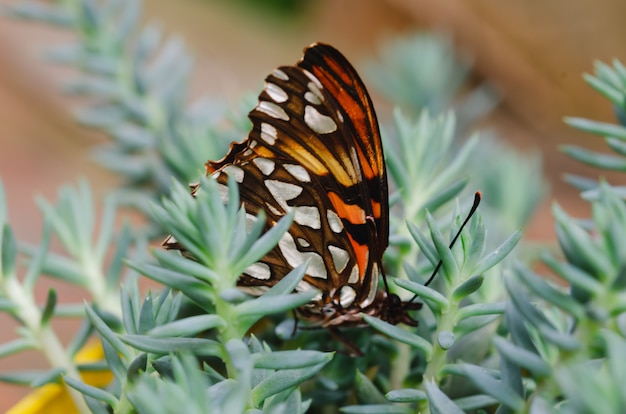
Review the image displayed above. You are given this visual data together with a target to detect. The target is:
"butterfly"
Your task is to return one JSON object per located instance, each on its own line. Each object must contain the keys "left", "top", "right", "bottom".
{"left": 165, "top": 42, "right": 422, "bottom": 332}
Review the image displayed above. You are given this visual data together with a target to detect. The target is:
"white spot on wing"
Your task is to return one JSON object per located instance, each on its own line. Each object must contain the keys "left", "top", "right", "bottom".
{"left": 361, "top": 262, "right": 378, "bottom": 308}
{"left": 217, "top": 183, "right": 229, "bottom": 203}
{"left": 305, "top": 91, "right": 322, "bottom": 105}
{"left": 265, "top": 82, "right": 288, "bottom": 103}
{"left": 257, "top": 101, "right": 289, "bottom": 121}
{"left": 279, "top": 232, "right": 326, "bottom": 278}
{"left": 260, "top": 123, "right": 277, "bottom": 145}
{"left": 307, "top": 81, "right": 324, "bottom": 103}
{"left": 328, "top": 245, "right": 349, "bottom": 273}
{"left": 339, "top": 286, "right": 356, "bottom": 307}
{"left": 294, "top": 206, "right": 321, "bottom": 229}
{"left": 327, "top": 210, "right": 344, "bottom": 233}
{"left": 223, "top": 165, "right": 244, "bottom": 183}
{"left": 283, "top": 164, "right": 311, "bottom": 182}
{"left": 297, "top": 237, "right": 310, "bottom": 248}
{"left": 238, "top": 286, "right": 269, "bottom": 296}
{"left": 305, "top": 105, "right": 337, "bottom": 134}
{"left": 265, "top": 180, "right": 303, "bottom": 210}
{"left": 264, "top": 202, "right": 282, "bottom": 216}
{"left": 253, "top": 157, "right": 275, "bottom": 176}
{"left": 245, "top": 262, "right": 271, "bottom": 280}
{"left": 348, "top": 265, "right": 359, "bottom": 284}
{"left": 336, "top": 110, "right": 344, "bottom": 123}
{"left": 272, "top": 68, "right": 289, "bottom": 81}
{"left": 303, "top": 70, "right": 323, "bottom": 89}
{"left": 245, "top": 213, "right": 258, "bottom": 231}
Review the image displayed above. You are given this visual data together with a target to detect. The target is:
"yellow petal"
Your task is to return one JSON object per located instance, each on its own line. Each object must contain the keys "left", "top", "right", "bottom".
{"left": 7, "top": 342, "right": 113, "bottom": 414}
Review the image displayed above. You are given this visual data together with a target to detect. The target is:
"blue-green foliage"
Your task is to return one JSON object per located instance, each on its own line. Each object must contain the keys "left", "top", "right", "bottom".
{"left": 10, "top": 1, "right": 626, "bottom": 413}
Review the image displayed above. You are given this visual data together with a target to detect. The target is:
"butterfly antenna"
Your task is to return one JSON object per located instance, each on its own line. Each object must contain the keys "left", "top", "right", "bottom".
{"left": 408, "top": 192, "right": 482, "bottom": 302}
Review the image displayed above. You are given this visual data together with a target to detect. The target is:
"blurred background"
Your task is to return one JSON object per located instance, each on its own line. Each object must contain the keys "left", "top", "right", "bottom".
{"left": 1, "top": 0, "right": 625, "bottom": 410}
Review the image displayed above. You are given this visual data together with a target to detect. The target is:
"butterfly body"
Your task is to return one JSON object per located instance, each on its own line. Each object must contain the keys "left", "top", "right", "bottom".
{"left": 167, "top": 43, "right": 421, "bottom": 329}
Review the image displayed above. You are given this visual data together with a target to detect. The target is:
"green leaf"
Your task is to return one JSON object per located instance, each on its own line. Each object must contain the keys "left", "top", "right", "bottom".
{"left": 23, "top": 219, "right": 52, "bottom": 291}
{"left": 120, "top": 335, "right": 223, "bottom": 357}
{"left": 458, "top": 364, "right": 524, "bottom": 411}
{"left": 151, "top": 249, "right": 221, "bottom": 285}
{"left": 40, "top": 289, "right": 57, "bottom": 327}
{"left": 102, "top": 339, "right": 126, "bottom": 383}
{"left": 554, "top": 201, "right": 613, "bottom": 277}
{"left": 340, "top": 405, "right": 410, "bottom": 414}
{"left": 252, "top": 350, "right": 332, "bottom": 370}
{"left": 504, "top": 301, "right": 538, "bottom": 354}
{"left": 263, "top": 261, "right": 309, "bottom": 297}
{"left": 252, "top": 362, "right": 329, "bottom": 406}
{"left": 120, "top": 287, "right": 139, "bottom": 336}
{"left": 541, "top": 251, "right": 603, "bottom": 296}
{"left": 138, "top": 293, "right": 155, "bottom": 334}
{"left": 472, "top": 230, "right": 522, "bottom": 276}
{"left": 126, "top": 353, "right": 149, "bottom": 383}
{"left": 584, "top": 73, "right": 624, "bottom": 106}
{"left": 148, "top": 314, "right": 226, "bottom": 337}
{"left": 507, "top": 273, "right": 580, "bottom": 351}
{"left": 105, "top": 219, "right": 131, "bottom": 292}
{"left": 564, "top": 117, "right": 626, "bottom": 140}
{"left": 1, "top": 224, "right": 17, "bottom": 279}
{"left": 34, "top": 252, "right": 86, "bottom": 286}
{"left": 455, "top": 302, "right": 505, "bottom": 322}
{"left": 29, "top": 368, "right": 64, "bottom": 387}
{"left": 513, "top": 262, "right": 585, "bottom": 320}
{"left": 393, "top": 278, "right": 448, "bottom": 313}
{"left": 562, "top": 145, "right": 626, "bottom": 170}
{"left": 235, "top": 211, "right": 294, "bottom": 276}
{"left": 385, "top": 388, "right": 427, "bottom": 402}
{"left": 0, "top": 370, "right": 54, "bottom": 385}
{"left": 406, "top": 221, "right": 438, "bottom": 266}
{"left": 437, "top": 331, "right": 455, "bottom": 350}
{"left": 362, "top": 314, "right": 432, "bottom": 358}
{"left": 422, "top": 178, "right": 468, "bottom": 214}
{"left": 451, "top": 274, "right": 484, "bottom": 300}
{"left": 355, "top": 370, "right": 387, "bottom": 404}
{"left": 493, "top": 337, "right": 551, "bottom": 378}
{"left": 426, "top": 210, "right": 459, "bottom": 283}
{"left": 84, "top": 304, "right": 133, "bottom": 361}
{"left": 0, "top": 339, "right": 36, "bottom": 358}
{"left": 424, "top": 380, "right": 464, "bottom": 414}
{"left": 127, "top": 262, "right": 213, "bottom": 310}
{"left": 65, "top": 375, "right": 119, "bottom": 409}
{"left": 454, "top": 395, "right": 499, "bottom": 411}
{"left": 67, "top": 319, "right": 94, "bottom": 358}
{"left": 236, "top": 291, "right": 319, "bottom": 332}
{"left": 0, "top": 298, "right": 16, "bottom": 313}
{"left": 454, "top": 314, "right": 501, "bottom": 336}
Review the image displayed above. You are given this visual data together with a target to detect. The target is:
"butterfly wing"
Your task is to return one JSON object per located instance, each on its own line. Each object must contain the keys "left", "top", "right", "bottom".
{"left": 176, "top": 43, "right": 388, "bottom": 323}
{"left": 297, "top": 43, "right": 389, "bottom": 249}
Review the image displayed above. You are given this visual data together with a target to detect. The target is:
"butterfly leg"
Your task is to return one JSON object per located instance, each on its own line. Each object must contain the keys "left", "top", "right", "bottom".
{"left": 328, "top": 327, "right": 364, "bottom": 357}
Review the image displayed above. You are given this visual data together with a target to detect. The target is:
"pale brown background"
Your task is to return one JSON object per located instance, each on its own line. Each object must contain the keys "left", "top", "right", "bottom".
{"left": 1, "top": 0, "right": 625, "bottom": 410}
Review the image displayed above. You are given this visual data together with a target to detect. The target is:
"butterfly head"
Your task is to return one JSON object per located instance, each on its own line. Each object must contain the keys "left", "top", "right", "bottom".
{"left": 376, "top": 292, "right": 422, "bottom": 326}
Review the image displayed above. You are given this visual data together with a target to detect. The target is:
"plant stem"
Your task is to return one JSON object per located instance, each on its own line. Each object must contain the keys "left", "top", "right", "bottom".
{"left": 5, "top": 276, "right": 91, "bottom": 414}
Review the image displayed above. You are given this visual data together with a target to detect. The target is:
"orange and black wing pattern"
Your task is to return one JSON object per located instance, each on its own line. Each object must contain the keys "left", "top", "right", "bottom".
{"left": 170, "top": 43, "right": 408, "bottom": 327}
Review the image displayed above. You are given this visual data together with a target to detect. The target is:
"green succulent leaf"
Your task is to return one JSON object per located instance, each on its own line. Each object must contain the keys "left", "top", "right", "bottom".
{"left": 148, "top": 314, "right": 226, "bottom": 337}
{"left": 362, "top": 314, "right": 433, "bottom": 358}
{"left": 493, "top": 337, "right": 551, "bottom": 378}
{"left": 424, "top": 380, "right": 465, "bottom": 414}
{"left": 120, "top": 335, "right": 223, "bottom": 357}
